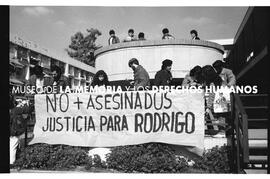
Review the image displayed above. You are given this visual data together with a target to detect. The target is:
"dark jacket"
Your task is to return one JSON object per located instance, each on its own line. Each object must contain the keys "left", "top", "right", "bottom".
{"left": 108, "top": 36, "right": 120, "bottom": 45}
{"left": 10, "top": 105, "right": 31, "bottom": 136}
{"left": 53, "top": 75, "right": 70, "bottom": 92}
{"left": 28, "top": 74, "right": 53, "bottom": 87}
{"left": 154, "top": 69, "right": 172, "bottom": 86}
{"left": 133, "top": 65, "right": 150, "bottom": 90}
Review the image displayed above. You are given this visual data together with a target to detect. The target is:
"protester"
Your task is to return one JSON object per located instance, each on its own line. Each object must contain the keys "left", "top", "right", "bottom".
{"left": 128, "top": 58, "right": 150, "bottom": 90}
{"left": 162, "top": 28, "right": 175, "bottom": 40}
{"left": 108, "top": 30, "right": 120, "bottom": 45}
{"left": 138, "top": 32, "right": 146, "bottom": 41}
{"left": 201, "top": 65, "right": 225, "bottom": 137}
{"left": 51, "top": 65, "right": 70, "bottom": 91}
{"left": 123, "top": 29, "right": 137, "bottom": 42}
{"left": 154, "top": 59, "right": 173, "bottom": 87}
{"left": 190, "top": 29, "right": 200, "bottom": 40}
{"left": 182, "top": 65, "right": 203, "bottom": 87}
{"left": 91, "top": 70, "right": 110, "bottom": 87}
{"left": 201, "top": 65, "right": 223, "bottom": 113}
{"left": 212, "top": 60, "right": 236, "bottom": 87}
{"left": 10, "top": 95, "right": 31, "bottom": 165}
{"left": 28, "top": 65, "right": 45, "bottom": 89}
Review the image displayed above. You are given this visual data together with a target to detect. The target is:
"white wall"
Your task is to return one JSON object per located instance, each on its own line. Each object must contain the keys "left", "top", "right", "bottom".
{"left": 95, "top": 41, "right": 224, "bottom": 81}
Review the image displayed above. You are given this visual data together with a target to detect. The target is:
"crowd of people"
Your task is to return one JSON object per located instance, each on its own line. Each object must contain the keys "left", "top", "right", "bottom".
{"left": 108, "top": 28, "right": 200, "bottom": 45}
{"left": 92, "top": 58, "right": 236, "bottom": 137}
{"left": 10, "top": 33, "right": 235, "bottom": 164}
{"left": 92, "top": 58, "right": 235, "bottom": 90}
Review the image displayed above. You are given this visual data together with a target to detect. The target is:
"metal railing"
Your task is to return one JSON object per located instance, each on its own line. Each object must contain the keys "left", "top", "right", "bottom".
{"left": 230, "top": 93, "right": 249, "bottom": 173}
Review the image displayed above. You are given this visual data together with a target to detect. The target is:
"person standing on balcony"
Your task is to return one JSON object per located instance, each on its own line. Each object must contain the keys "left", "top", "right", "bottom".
{"left": 108, "top": 30, "right": 120, "bottom": 45}
{"left": 212, "top": 60, "right": 236, "bottom": 87}
{"left": 28, "top": 65, "right": 53, "bottom": 94}
{"left": 162, "top": 28, "right": 175, "bottom": 40}
{"left": 123, "top": 29, "right": 137, "bottom": 42}
{"left": 51, "top": 65, "right": 70, "bottom": 91}
{"left": 138, "top": 32, "right": 146, "bottom": 41}
{"left": 28, "top": 65, "right": 44, "bottom": 89}
{"left": 91, "top": 70, "right": 110, "bottom": 87}
{"left": 154, "top": 59, "right": 173, "bottom": 87}
{"left": 128, "top": 58, "right": 150, "bottom": 90}
{"left": 190, "top": 29, "right": 200, "bottom": 40}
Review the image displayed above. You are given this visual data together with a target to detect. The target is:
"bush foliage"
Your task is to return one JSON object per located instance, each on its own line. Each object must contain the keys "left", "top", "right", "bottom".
{"left": 13, "top": 143, "right": 231, "bottom": 173}
{"left": 192, "top": 145, "right": 231, "bottom": 173}
{"left": 106, "top": 143, "right": 189, "bottom": 173}
{"left": 13, "top": 144, "right": 92, "bottom": 170}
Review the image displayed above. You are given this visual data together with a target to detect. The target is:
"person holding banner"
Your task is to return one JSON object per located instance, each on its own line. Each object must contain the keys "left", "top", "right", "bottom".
{"left": 212, "top": 60, "right": 236, "bottom": 87}
{"left": 128, "top": 58, "right": 150, "bottom": 90}
{"left": 51, "top": 65, "right": 70, "bottom": 92}
{"left": 154, "top": 59, "right": 173, "bottom": 87}
{"left": 201, "top": 65, "right": 224, "bottom": 136}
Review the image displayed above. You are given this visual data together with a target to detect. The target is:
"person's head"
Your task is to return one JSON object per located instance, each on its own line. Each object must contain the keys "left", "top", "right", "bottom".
{"left": 51, "top": 65, "right": 62, "bottom": 81}
{"left": 162, "top": 28, "right": 169, "bottom": 35}
{"left": 201, "top": 65, "right": 222, "bottom": 86}
{"left": 138, "top": 32, "right": 145, "bottom": 40}
{"left": 190, "top": 65, "right": 202, "bottom": 83}
{"left": 190, "top": 30, "right": 198, "bottom": 39}
{"left": 128, "top": 58, "right": 139, "bottom": 71}
{"left": 212, "top": 60, "right": 225, "bottom": 74}
{"left": 33, "top": 65, "right": 44, "bottom": 78}
{"left": 161, "top": 59, "right": 173, "bottom": 71}
{"left": 109, "top": 30, "right": 115, "bottom": 37}
{"left": 93, "top": 70, "right": 109, "bottom": 86}
{"left": 128, "top": 29, "right": 134, "bottom": 37}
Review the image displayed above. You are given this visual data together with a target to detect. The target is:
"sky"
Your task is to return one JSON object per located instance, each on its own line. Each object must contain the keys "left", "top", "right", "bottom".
{"left": 10, "top": 6, "right": 248, "bottom": 58}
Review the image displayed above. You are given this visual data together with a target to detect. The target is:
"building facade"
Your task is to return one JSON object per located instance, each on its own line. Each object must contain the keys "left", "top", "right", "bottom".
{"left": 9, "top": 34, "right": 95, "bottom": 88}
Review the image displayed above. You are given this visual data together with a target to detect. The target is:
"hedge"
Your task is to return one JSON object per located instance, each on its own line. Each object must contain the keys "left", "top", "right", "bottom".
{"left": 12, "top": 143, "right": 231, "bottom": 173}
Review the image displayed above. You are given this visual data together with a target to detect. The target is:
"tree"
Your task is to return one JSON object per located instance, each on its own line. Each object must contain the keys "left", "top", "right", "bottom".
{"left": 66, "top": 28, "right": 102, "bottom": 66}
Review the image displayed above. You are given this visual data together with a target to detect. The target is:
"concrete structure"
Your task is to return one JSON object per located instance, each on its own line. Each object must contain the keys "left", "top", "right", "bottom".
{"left": 10, "top": 34, "right": 95, "bottom": 88}
{"left": 94, "top": 39, "right": 224, "bottom": 84}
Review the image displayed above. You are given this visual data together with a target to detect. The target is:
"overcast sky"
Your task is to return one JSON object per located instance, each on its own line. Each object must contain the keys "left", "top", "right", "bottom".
{"left": 10, "top": 6, "right": 248, "bottom": 57}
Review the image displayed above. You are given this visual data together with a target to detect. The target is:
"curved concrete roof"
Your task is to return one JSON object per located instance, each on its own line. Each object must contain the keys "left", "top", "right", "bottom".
{"left": 94, "top": 39, "right": 225, "bottom": 57}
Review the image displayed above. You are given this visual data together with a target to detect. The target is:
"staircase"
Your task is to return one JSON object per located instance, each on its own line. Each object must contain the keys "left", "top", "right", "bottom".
{"left": 239, "top": 94, "right": 268, "bottom": 173}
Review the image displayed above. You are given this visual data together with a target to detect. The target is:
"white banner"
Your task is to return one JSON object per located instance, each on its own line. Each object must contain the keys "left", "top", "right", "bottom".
{"left": 30, "top": 91, "right": 205, "bottom": 154}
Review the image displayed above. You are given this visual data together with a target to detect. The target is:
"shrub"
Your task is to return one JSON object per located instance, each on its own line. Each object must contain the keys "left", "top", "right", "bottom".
{"left": 106, "top": 143, "right": 188, "bottom": 173}
{"left": 13, "top": 144, "right": 92, "bottom": 170}
{"left": 92, "top": 154, "right": 107, "bottom": 168}
{"left": 192, "top": 145, "right": 231, "bottom": 173}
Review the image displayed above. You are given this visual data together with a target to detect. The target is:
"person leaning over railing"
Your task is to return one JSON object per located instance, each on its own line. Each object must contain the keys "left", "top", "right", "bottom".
{"left": 182, "top": 65, "right": 203, "bottom": 87}
{"left": 201, "top": 65, "right": 224, "bottom": 136}
{"left": 128, "top": 58, "right": 150, "bottom": 91}
{"left": 212, "top": 60, "right": 236, "bottom": 87}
